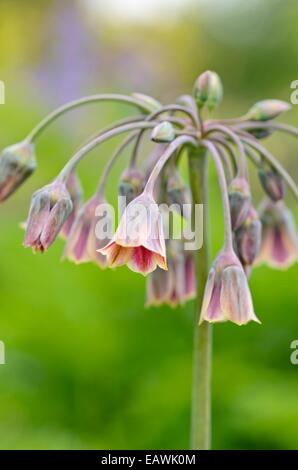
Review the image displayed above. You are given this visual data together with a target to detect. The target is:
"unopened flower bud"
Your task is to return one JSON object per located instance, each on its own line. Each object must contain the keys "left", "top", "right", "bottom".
{"left": 247, "top": 100, "right": 291, "bottom": 122}
{"left": 118, "top": 167, "right": 144, "bottom": 205}
{"left": 258, "top": 167, "right": 285, "bottom": 202}
{"left": 193, "top": 70, "right": 223, "bottom": 110}
{"left": 228, "top": 177, "right": 251, "bottom": 230}
{"left": 235, "top": 205, "right": 262, "bottom": 267}
{"left": 24, "top": 180, "right": 73, "bottom": 252}
{"left": 131, "top": 93, "right": 162, "bottom": 113}
{"left": 151, "top": 121, "right": 175, "bottom": 143}
{"left": 0, "top": 140, "right": 36, "bottom": 202}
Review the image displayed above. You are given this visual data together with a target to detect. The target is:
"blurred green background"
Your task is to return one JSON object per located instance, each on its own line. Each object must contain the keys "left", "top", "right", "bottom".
{"left": 0, "top": 0, "right": 297, "bottom": 450}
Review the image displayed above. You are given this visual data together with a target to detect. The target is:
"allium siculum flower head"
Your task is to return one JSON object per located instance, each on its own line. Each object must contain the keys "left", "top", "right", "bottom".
{"left": 146, "top": 241, "right": 196, "bottom": 307}
{"left": 228, "top": 176, "right": 251, "bottom": 230}
{"left": 258, "top": 166, "right": 285, "bottom": 202}
{"left": 0, "top": 140, "right": 36, "bottom": 202}
{"left": 257, "top": 199, "right": 298, "bottom": 269}
{"left": 118, "top": 167, "right": 144, "bottom": 205}
{"left": 234, "top": 204, "right": 262, "bottom": 269}
{"left": 199, "top": 249, "right": 260, "bottom": 326}
{"left": 193, "top": 70, "right": 223, "bottom": 111}
{"left": 64, "top": 194, "right": 108, "bottom": 268}
{"left": 247, "top": 99, "right": 291, "bottom": 122}
{"left": 98, "top": 191, "right": 166, "bottom": 276}
{"left": 61, "top": 171, "right": 83, "bottom": 239}
{"left": 24, "top": 179, "right": 73, "bottom": 252}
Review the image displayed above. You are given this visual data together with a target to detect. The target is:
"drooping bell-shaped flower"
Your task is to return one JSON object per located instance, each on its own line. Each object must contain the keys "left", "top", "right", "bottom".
{"left": 257, "top": 200, "right": 298, "bottom": 269}
{"left": 258, "top": 166, "right": 285, "bottom": 202}
{"left": 60, "top": 171, "right": 83, "bottom": 239}
{"left": 24, "top": 179, "right": 73, "bottom": 252}
{"left": 99, "top": 191, "right": 167, "bottom": 275}
{"left": 199, "top": 249, "right": 260, "bottom": 325}
{"left": 234, "top": 204, "right": 262, "bottom": 269}
{"left": 228, "top": 176, "right": 251, "bottom": 230}
{"left": 146, "top": 241, "right": 196, "bottom": 307}
{"left": 0, "top": 140, "right": 36, "bottom": 202}
{"left": 64, "top": 194, "right": 109, "bottom": 268}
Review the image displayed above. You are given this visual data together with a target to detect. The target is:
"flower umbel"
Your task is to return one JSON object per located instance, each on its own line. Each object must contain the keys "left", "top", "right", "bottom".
{"left": 24, "top": 180, "right": 73, "bottom": 252}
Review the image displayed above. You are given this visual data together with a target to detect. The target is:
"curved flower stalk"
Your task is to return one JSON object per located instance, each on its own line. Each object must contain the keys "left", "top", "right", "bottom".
{"left": 1, "top": 70, "right": 298, "bottom": 450}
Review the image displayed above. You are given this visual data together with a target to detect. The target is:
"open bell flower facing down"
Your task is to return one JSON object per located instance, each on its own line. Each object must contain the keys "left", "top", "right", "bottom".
{"left": 0, "top": 140, "right": 36, "bottom": 202}
{"left": 257, "top": 199, "right": 298, "bottom": 269}
{"left": 98, "top": 191, "right": 167, "bottom": 275}
{"left": 24, "top": 180, "right": 73, "bottom": 252}
{"left": 64, "top": 194, "right": 108, "bottom": 268}
{"left": 146, "top": 240, "right": 196, "bottom": 307}
{"left": 60, "top": 171, "right": 83, "bottom": 239}
{"left": 199, "top": 249, "right": 260, "bottom": 326}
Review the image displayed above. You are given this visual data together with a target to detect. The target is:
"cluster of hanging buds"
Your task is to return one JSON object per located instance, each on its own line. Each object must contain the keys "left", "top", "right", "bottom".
{"left": 1, "top": 71, "right": 297, "bottom": 325}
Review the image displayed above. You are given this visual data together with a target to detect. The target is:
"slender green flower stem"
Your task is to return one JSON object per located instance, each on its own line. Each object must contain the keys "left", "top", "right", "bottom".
{"left": 58, "top": 121, "right": 159, "bottom": 181}
{"left": 240, "top": 135, "right": 298, "bottom": 200}
{"left": 188, "top": 146, "right": 212, "bottom": 450}
{"left": 25, "top": 94, "right": 154, "bottom": 142}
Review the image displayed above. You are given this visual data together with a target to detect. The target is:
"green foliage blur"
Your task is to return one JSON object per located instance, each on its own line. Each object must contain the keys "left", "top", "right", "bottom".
{"left": 0, "top": 0, "right": 297, "bottom": 450}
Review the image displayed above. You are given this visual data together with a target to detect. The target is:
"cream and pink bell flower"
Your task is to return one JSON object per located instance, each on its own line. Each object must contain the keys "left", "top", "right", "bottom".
{"left": 146, "top": 241, "right": 196, "bottom": 307}
{"left": 99, "top": 191, "right": 167, "bottom": 275}
{"left": 24, "top": 180, "right": 73, "bottom": 252}
{"left": 64, "top": 194, "right": 109, "bottom": 268}
{"left": 199, "top": 249, "right": 260, "bottom": 326}
{"left": 257, "top": 200, "right": 298, "bottom": 269}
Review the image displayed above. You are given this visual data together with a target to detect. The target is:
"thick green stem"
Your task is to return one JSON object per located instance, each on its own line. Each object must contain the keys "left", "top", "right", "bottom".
{"left": 188, "top": 146, "right": 212, "bottom": 450}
